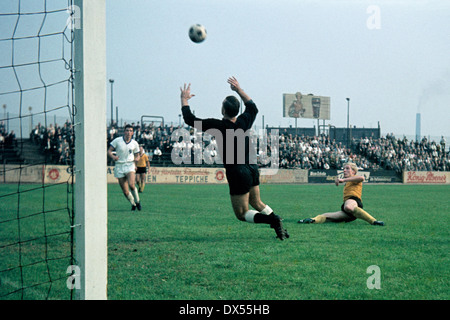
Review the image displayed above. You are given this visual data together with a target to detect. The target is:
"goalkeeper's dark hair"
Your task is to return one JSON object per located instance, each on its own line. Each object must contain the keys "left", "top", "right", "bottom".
{"left": 222, "top": 96, "right": 240, "bottom": 117}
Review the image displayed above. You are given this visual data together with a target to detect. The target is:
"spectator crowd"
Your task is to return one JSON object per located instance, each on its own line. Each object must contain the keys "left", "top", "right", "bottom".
{"left": 3, "top": 119, "right": 449, "bottom": 173}
{"left": 0, "top": 121, "right": 17, "bottom": 149}
{"left": 353, "top": 133, "right": 448, "bottom": 173}
{"left": 28, "top": 120, "right": 74, "bottom": 165}
{"left": 277, "top": 131, "right": 448, "bottom": 173}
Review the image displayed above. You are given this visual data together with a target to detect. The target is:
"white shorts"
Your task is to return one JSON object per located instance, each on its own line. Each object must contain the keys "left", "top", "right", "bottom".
{"left": 114, "top": 162, "right": 136, "bottom": 178}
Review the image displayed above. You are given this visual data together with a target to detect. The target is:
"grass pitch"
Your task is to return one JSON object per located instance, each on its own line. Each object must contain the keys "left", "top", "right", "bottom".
{"left": 1, "top": 183, "right": 449, "bottom": 300}
{"left": 107, "top": 183, "right": 449, "bottom": 300}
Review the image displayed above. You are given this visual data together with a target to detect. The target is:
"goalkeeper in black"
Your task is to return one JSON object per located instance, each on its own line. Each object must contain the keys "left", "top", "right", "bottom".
{"left": 180, "top": 77, "right": 289, "bottom": 240}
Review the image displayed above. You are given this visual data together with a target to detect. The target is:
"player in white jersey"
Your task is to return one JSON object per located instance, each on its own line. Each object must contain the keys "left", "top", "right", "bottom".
{"left": 108, "top": 124, "right": 142, "bottom": 211}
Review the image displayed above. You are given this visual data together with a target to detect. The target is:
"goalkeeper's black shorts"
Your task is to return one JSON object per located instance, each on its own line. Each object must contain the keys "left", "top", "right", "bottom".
{"left": 225, "top": 164, "right": 260, "bottom": 196}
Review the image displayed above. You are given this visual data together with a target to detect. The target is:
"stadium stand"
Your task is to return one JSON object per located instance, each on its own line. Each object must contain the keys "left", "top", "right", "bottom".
{"left": 1, "top": 119, "right": 448, "bottom": 172}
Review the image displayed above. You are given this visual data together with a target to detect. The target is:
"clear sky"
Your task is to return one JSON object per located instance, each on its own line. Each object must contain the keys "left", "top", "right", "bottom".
{"left": 0, "top": 0, "right": 448, "bottom": 142}
{"left": 106, "top": 0, "right": 449, "bottom": 140}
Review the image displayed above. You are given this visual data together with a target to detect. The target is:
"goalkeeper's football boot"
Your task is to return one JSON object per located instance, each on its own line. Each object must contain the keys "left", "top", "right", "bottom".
{"left": 270, "top": 215, "right": 289, "bottom": 240}
{"left": 373, "top": 220, "right": 385, "bottom": 226}
{"left": 297, "top": 218, "right": 314, "bottom": 224}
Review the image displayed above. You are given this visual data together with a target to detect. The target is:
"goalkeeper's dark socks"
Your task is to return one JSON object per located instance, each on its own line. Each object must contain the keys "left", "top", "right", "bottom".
{"left": 244, "top": 210, "right": 277, "bottom": 224}
{"left": 257, "top": 205, "right": 278, "bottom": 224}
{"left": 254, "top": 212, "right": 277, "bottom": 224}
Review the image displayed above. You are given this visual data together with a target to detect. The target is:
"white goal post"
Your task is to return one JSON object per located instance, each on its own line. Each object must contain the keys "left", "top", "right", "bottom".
{"left": 73, "top": 0, "right": 108, "bottom": 300}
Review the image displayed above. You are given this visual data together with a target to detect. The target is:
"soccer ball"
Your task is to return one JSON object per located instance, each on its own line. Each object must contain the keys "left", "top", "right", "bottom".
{"left": 189, "top": 24, "right": 207, "bottom": 43}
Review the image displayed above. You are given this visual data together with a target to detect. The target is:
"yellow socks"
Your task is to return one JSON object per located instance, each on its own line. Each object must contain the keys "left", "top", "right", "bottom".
{"left": 307, "top": 209, "right": 378, "bottom": 225}
{"left": 352, "top": 207, "right": 376, "bottom": 224}
{"left": 313, "top": 215, "right": 326, "bottom": 224}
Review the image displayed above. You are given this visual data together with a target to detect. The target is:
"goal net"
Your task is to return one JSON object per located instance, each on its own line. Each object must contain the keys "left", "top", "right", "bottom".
{"left": 0, "top": 0, "right": 75, "bottom": 300}
{"left": 0, "top": 0, "right": 107, "bottom": 300}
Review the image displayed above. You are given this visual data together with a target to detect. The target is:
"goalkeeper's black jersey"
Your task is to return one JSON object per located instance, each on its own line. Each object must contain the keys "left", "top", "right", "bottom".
{"left": 181, "top": 100, "right": 258, "bottom": 168}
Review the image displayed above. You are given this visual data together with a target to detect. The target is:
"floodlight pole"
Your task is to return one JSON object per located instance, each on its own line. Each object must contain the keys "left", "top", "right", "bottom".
{"left": 346, "top": 98, "right": 350, "bottom": 147}
{"left": 109, "top": 79, "right": 114, "bottom": 127}
{"left": 73, "top": 0, "right": 108, "bottom": 300}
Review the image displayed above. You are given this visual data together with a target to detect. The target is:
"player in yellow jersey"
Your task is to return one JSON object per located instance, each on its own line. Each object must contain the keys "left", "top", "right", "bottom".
{"left": 298, "top": 162, "right": 384, "bottom": 226}
{"left": 136, "top": 145, "right": 150, "bottom": 193}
